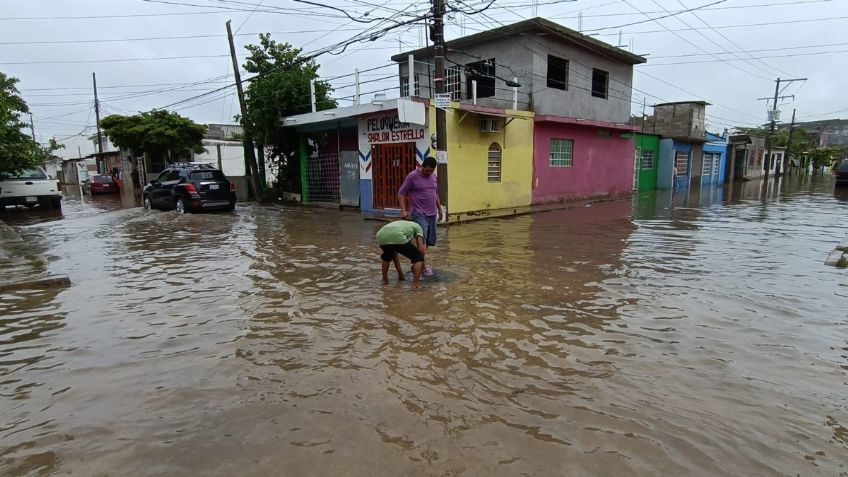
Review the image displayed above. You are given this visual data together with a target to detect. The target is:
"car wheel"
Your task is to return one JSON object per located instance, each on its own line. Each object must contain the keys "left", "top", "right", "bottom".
{"left": 175, "top": 197, "right": 187, "bottom": 214}
{"left": 143, "top": 195, "right": 153, "bottom": 211}
{"left": 51, "top": 197, "right": 62, "bottom": 209}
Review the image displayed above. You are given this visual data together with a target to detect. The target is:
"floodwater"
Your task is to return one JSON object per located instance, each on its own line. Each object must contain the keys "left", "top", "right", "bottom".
{"left": 1, "top": 177, "right": 847, "bottom": 476}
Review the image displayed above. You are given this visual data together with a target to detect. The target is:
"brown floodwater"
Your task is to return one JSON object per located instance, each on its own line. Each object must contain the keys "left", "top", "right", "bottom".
{"left": 1, "top": 176, "right": 847, "bottom": 476}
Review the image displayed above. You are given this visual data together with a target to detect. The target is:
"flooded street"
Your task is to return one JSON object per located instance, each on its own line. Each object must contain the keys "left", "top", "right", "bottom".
{"left": 2, "top": 177, "right": 847, "bottom": 476}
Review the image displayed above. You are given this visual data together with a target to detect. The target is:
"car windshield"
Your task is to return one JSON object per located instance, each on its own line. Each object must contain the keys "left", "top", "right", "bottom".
{"left": 838, "top": 160, "right": 848, "bottom": 173}
{"left": 92, "top": 175, "right": 114, "bottom": 183}
{"left": 2, "top": 168, "right": 48, "bottom": 180}
{"left": 190, "top": 170, "right": 226, "bottom": 181}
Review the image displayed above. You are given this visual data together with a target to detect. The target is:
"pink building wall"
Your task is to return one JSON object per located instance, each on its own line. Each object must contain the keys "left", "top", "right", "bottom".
{"left": 532, "top": 121, "right": 636, "bottom": 205}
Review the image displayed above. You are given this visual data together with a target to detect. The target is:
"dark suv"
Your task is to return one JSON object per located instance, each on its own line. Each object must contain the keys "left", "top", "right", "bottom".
{"left": 142, "top": 163, "right": 236, "bottom": 213}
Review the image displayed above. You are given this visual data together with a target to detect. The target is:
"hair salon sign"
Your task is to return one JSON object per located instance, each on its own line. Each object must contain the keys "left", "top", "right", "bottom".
{"left": 364, "top": 114, "right": 425, "bottom": 144}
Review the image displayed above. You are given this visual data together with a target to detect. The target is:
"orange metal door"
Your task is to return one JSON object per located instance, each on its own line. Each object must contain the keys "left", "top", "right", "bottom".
{"left": 371, "top": 143, "right": 417, "bottom": 209}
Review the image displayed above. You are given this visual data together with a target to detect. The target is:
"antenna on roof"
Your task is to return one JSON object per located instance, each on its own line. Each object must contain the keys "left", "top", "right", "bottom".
{"left": 578, "top": 12, "right": 583, "bottom": 32}
{"left": 532, "top": 0, "right": 538, "bottom": 17}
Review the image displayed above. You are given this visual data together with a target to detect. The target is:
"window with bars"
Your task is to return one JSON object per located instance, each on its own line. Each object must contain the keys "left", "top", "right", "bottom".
{"left": 640, "top": 149, "right": 654, "bottom": 169}
{"left": 399, "top": 74, "right": 420, "bottom": 97}
{"left": 446, "top": 66, "right": 462, "bottom": 100}
{"left": 702, "top": 153, "right": 713, "bottom": 176}
{"left": 487, "top": 143, "right": 502, "bottom": 182}
{"left": 550, "top": 138, "right": 574, "bottom": 167}
{"left": 675, "top": 151, "right": 689, "bottom": 175}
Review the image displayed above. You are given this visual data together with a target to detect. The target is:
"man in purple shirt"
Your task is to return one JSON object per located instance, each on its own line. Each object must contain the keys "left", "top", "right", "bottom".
{"left": 398, "top": 156, "right": 443, "bottom": 276}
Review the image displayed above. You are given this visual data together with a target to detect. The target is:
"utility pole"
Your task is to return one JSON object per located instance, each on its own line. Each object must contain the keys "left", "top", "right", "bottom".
{"left": 93, "top": 72, "right": 104, "bottom": 173}
{"left": 432, "top": 0, "right": 447, "bottom": 201}
{"left": 430, "top": 0, "right": 449, "bottom": 210}
{"left": 226, "top": 20, "right": 263, "bottom": 202}
{"left": 784, "top": 108, "right": 796, "bottom": 176}
{"left": 760, "top": 77, "right": 806, "bottom": 181}
{"left": 29, "top": 113, "right": 36, "bottom": 142}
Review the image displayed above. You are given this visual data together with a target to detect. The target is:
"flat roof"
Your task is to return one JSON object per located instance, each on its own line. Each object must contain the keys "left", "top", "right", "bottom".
{"left": 391, "top": 17, "right": 646, "bottom": 66}
{"left": 653, "top": 101, "right": 711, "bottom": 107}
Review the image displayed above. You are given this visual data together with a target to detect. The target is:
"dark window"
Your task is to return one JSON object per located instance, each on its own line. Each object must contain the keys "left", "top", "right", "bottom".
{"left": 591, "top": 68, "right": 609, "bottom": 99}
{"left": 546, "top": 55, "right": 569, "bottom": 90}
{"left": 165, "top": 169, "right": 182, "bottom": 181}
{"left": 466, "top": 59, "right": 496, "bottom": 99}
{"left": 190, "top": 170, "right": 226, "bottom": 181}
{"left": 92, "top": 175, "right": 114, "bottom": 183}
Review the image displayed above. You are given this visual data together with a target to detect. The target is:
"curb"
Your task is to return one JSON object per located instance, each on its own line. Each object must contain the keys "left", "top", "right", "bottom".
{"left": 825, "top": 235, "right": 848, "bottom": 267}
{"left": 0, "top": 274, "right": 71, "bottom": 292}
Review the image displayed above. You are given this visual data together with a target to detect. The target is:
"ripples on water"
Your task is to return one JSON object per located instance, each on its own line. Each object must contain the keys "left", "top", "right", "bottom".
{"left": 1, "top": 177, "right": 847, "bottom": 476}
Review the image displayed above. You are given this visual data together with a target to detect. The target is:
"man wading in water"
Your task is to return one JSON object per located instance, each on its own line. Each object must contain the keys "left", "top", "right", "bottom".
{"left": 398, "top": 156, "right": 443, "bottom": 276}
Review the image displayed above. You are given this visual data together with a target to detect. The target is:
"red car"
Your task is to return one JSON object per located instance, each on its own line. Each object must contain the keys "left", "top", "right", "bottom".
{"left": 83, "top": 175, "right": 120, "bottom": 194}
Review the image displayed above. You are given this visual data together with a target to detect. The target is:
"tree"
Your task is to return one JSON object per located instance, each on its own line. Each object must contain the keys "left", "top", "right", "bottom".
{"left": 99, "top": 110, "right": 206, "bottom": 163}
{"left": 0, "top": 72, "right": 43, "bottom": 176}
{"left": 242, "top": 34, "right": 336, "bottom": 195}
{"left": 733, "top": 125, "right": 815, "bottom": 159}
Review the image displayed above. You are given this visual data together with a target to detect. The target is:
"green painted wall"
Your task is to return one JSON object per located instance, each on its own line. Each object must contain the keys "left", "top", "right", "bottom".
{"left": 636, "top": 133, "right": 660, "bottom": 191}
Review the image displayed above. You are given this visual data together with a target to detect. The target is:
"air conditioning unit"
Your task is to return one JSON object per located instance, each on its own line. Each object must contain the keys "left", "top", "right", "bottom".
{"left": 480, "top": 118, "right": 502, "bottom": 133}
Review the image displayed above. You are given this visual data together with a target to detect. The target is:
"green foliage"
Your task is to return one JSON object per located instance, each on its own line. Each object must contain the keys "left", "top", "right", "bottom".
{"left": 810, "top": 146, "right": 843, "bottom": 169}
{"left": 242, "top": 34, "right": 336, "bottom": 193}
{"left": 733, "top": 126, "right": 816, "bottom": 159}
{"left": 0, "top": 72, "right": 43, "bottom": 176}
{"left": 99, "top": 110, "right": 207, "bottom": 159}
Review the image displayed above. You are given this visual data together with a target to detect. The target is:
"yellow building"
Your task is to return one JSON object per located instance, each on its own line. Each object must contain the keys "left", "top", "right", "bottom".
{"left": 434, "top": 102, "right": 535, "bottom": 220}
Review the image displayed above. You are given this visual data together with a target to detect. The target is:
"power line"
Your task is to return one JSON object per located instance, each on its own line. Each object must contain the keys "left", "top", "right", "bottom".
{"left": 640, "top": 48, "right": 848, "bottom": 66}
{"left": 548, "top": 0, "right": 837, "bottom": 20}
{"left": 619, "top": 0, "right": 771, "bottom": 81}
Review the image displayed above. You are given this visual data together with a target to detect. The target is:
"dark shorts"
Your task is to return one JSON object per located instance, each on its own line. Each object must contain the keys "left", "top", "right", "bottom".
{"left": 380, "top": 242, "right": 424, "bottom": 263}
{"left": 410, "top": 210, "right": 437, "bottom": 247}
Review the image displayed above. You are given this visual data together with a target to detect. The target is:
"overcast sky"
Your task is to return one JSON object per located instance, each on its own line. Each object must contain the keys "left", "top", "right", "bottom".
{"left": 2, "top": 0, "right": 846, "bottom": 158}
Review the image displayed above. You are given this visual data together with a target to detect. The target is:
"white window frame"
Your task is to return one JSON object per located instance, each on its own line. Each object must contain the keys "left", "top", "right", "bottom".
{"left": 400, "top": 74, "right": 420, "bottom": 97}
{"left": 675, "top": 151, "right": 689, "bottom": 175}
{"left": 550, "top": 138, "right": 574, "bottom": 167}
{"left": 446, "top": 66, "right": 462, "bottom": 100}
{"left": 487, "top": 143, "right": 502, "bottom": 182}
{"left": 640, "top": 149, "right": 654, "bottom": 170}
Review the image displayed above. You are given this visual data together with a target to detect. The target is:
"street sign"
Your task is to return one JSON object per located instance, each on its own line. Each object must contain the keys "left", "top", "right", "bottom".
{"left": 434, "top": 93, "right": 452, "bottom": 109}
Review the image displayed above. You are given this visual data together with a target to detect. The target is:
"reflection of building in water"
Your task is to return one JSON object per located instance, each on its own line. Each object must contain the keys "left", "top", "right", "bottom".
{"left": 528, "top": 201, "right": 634, "bottom": 305}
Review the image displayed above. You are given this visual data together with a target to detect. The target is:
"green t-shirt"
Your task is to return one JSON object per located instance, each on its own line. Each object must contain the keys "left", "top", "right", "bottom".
{"left": 376, "top": 220, "right": 423, "bottom": 246}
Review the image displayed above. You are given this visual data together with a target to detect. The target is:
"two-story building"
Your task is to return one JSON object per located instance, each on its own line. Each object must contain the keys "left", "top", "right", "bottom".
{"left": 284, "top": 17, "right": 645, "bottom": 220}
{"left": 395, "top": 18, "right": 645, "bottom": 208}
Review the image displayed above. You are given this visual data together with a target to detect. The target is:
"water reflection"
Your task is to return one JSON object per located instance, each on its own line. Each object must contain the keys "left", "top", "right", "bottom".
{"left": 1, "top": 176, "right": 847, "bottom": 476}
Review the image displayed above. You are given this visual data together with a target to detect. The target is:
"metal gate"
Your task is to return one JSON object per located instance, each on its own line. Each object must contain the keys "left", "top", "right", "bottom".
{"left": 306, "top": 153, "right": 340, "bottom": 203}
{"left": 371, "top": 142, "right": 417, "bottom": 209}
{"left": 339, "top": 151, "right": 359, "bottom": 207}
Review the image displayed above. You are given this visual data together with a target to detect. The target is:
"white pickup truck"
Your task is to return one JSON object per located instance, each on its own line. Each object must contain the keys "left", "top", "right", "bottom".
{"left": 0, "top": 167, "right": 63, "bottom": 209}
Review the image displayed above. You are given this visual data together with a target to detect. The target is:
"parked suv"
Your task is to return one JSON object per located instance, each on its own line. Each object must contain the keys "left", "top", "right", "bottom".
{"left": 142, "top": 163, "right": 236, "bottom": 213}
{"left": 835, "top": 159, "right": 848, "bottom": 187}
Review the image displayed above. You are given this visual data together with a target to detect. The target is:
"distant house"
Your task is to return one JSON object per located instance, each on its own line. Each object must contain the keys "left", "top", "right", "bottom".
{"left": 635, "top": 133, "right": 661, "bottom": 191}
{"left": 726, "top": 134, "right": 785, "bottom": 181}
{"left": 702, "top": 131, "right": 728, "bottom": 186}
{"left": 642, "top": 101, "right": 710, "bottom": 190}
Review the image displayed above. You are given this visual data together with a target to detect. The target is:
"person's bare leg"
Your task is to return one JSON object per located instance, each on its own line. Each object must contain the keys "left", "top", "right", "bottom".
{"left": 393, "top": 255, "right": 405, "bottom": 280}
{"left": 381, "top": 260, "right": 390, "bottom": 285}
{"left": 411, "top": 261, "right": 423, "bottom": 289}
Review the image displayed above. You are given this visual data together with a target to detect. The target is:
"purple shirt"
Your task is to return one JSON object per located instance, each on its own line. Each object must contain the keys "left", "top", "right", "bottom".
{"left": 398, "top": 169, "right": 438, "bottom": 216}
